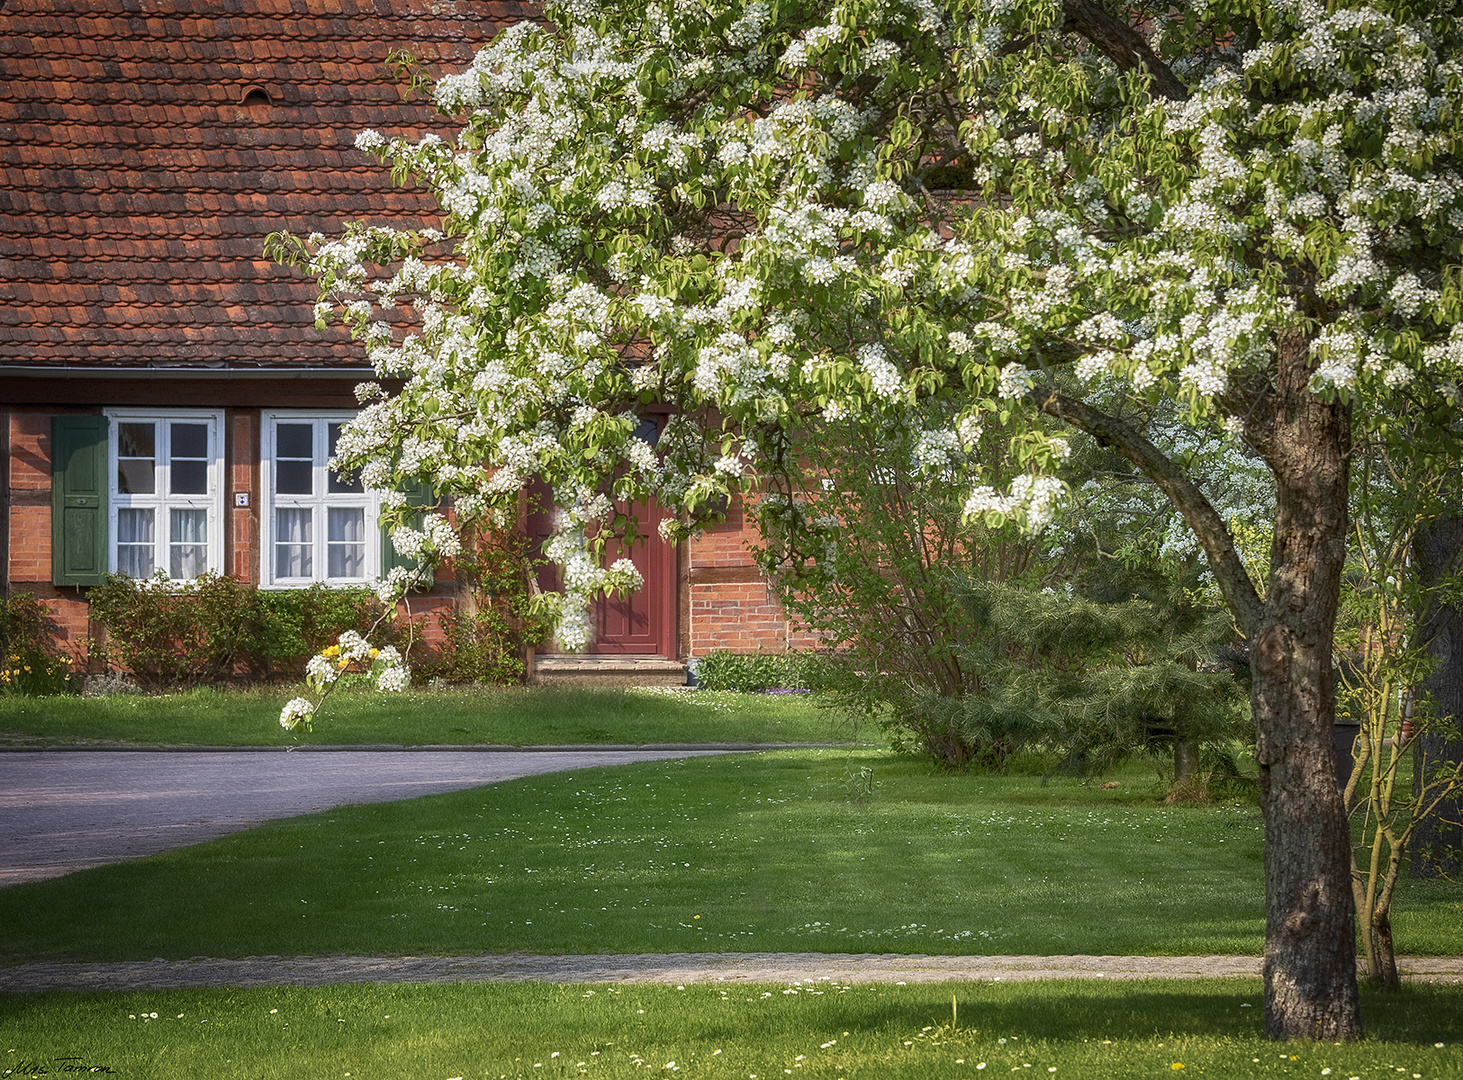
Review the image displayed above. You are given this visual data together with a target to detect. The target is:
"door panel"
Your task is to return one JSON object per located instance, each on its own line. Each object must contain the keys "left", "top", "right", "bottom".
{"left": 593, "top": 499, "right": 675, "bottom": 655}
{"left": 526, "top": 479, "right": 677, "bottom": 657}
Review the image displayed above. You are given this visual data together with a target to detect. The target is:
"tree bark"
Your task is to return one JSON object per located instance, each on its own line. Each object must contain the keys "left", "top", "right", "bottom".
{"left": 1060, "top": 0, "right": 1189, "bottom": 101}
{"left": 1411, "top": 512, "right": 1463, "bottom": 877}
{"left": 1362, "top": 907, "right": 1400, "bottom": 991}
{"left": 1245, "top": 329, "right": 1362, "bottom": 1040}
{"left": 1174, "top": 734, "right": 1201, "bottom": 791}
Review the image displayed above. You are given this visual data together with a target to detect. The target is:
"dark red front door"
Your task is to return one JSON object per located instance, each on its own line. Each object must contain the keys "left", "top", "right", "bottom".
{"left": 593, "top": 498, "right": 676, "bottom": 656}
{"left": 526, "top": 480, "right": 677, "bottom": 658}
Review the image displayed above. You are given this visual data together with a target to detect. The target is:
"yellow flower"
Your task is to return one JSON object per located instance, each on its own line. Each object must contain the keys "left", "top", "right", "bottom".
{"left": 1171, "top": 1066, "right": 1184, "bottom": 1071}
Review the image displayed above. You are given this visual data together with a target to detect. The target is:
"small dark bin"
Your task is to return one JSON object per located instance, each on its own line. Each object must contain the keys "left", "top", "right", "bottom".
{"left": 1334, "top": 720, "right": 1362, "bottom": 791}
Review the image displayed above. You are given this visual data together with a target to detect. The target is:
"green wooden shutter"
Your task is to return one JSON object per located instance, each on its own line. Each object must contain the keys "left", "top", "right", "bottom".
{"left": 380, "top": 480, "right": 436, "bottom": 590}
{"left": 51, "top": 414, "right": 109, "bottom": 586}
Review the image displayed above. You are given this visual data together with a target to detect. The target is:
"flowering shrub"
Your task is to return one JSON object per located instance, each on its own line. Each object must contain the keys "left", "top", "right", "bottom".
{"left": 0, "top": 591, "right": 76, "bottom": 697}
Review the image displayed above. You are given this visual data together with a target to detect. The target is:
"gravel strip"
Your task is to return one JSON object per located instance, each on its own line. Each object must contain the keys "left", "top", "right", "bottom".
{"left": 3, "top": 953, "right": 1461, "bottom": 992}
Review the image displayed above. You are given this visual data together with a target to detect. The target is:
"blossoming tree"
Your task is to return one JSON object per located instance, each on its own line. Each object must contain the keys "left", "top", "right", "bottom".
{"left": 270, "top": 0, "right": 1463, "bottom": 1040}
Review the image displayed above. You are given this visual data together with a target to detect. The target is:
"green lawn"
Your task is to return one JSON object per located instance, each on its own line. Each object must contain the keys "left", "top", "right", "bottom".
{"left": 3, "top": 750, "right": 1458, "bottom": 963}
{"left": 0, "top": 685, "right": 855, "bottom": 747}
{"left": 1, "top": 981, "right": 1458, "bottom": 1080}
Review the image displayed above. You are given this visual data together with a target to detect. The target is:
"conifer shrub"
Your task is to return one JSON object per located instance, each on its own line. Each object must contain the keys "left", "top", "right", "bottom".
{"left": 756, "top": 408, "right": 1053, "bottom": 768}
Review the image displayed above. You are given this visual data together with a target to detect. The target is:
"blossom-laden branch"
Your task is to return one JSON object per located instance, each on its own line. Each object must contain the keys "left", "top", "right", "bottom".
{"left": 1029, "top": 388, "right": 1265, "bottom": 637}
{"left": 279, "top": 630, "right": 412, "bottom": 732}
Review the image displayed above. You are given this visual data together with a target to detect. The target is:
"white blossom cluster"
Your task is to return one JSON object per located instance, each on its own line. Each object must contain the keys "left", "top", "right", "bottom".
{"left": 389, "top": 512, "right": 462, "bottom": 565}
{"left": 912, "top": 426, "right": 963, "bottom": 474}
{"left": 963, "top": 474, "right": 1066, "bottom": 533}
{"left": 279, "top": 697, "right": 314, "bottom": 731}
{"left": 857, "top": 344, "right": 903, "bottom": 401}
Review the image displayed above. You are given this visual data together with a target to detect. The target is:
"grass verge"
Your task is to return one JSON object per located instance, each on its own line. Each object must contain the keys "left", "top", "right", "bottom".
{"left": 3, "top": 750, "right": 1458, "bottom": 962}
{"left": 0, "top": 685, "right": 854, "bottom": 747}
{"left": 0, "top": 980, "right": 1459, "bottom": 1079}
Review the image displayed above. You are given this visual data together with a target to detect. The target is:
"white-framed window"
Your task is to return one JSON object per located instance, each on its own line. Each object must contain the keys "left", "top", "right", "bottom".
{"left": 107, "top": 409, "right": 225, "bottom": 581}
{"left": 262, "top": 412, "right": 379, "bottom": 587}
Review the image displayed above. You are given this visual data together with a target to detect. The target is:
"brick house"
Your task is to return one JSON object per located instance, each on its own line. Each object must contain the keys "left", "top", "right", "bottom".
{"left": 0, "top": 0, "right": 813, "bottom": 674}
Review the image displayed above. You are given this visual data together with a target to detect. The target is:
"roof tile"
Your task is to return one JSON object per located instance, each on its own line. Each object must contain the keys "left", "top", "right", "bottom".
{"left": 1, "top": 0, "right": 514, "bottom": 371}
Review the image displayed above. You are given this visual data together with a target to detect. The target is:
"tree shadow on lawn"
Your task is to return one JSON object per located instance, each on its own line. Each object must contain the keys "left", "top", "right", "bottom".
{"left": 791, "top": 982, "right": 1462, "bottom": 1046}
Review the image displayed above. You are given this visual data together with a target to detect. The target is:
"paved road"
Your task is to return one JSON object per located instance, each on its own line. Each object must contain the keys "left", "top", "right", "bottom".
{"left": 0, "top": 747, "right": 735, "bottom": 887}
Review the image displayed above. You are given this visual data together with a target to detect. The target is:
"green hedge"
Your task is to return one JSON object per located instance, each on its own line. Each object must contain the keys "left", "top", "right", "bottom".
{"left": 692, "top": 649, "right": 818, "bottom": 693}
{"left": 87, "top": 574, "right": 390, "bottom": 691}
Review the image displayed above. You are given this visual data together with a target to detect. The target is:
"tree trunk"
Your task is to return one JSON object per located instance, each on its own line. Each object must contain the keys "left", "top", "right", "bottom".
{"left": 1361, "top": 907, "right": 1401, "bottom": 991}
{"left": 1173, "top": 734, "right": 1202, "bottom": 796}
{"left": 1035, "top": 331, "right": 1363, "bottom": 1039}
{"left": 1411, "top": 512, "right": 1463, "bottom": 877}
{"left": 1248, "top": 330, "right": 1363, "bottom": 1040}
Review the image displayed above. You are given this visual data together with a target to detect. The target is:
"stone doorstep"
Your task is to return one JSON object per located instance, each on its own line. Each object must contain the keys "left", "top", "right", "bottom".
{"left": 530, "top": 653, "right": 688, "bottom": 687}
{"left": 533, "top": 653, "right": 686, "bottom": 674}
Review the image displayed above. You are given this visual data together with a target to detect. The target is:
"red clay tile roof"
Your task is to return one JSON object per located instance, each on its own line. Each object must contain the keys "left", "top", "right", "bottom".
{"left": 0, "top": 0, "right": 531, "bottom": 371}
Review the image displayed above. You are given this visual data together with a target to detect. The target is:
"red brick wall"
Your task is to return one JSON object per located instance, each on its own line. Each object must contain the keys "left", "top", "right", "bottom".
{"left": 228, "top": 409, "right": 259, "bottom": 585}
{"left": 683, "top": 498, "right": 820, "bottom": 658}
{"left": 5, "top": 409, "right": 93, "bottom": 660}
{"left": 7, "top": 411, "right": 50, "bottom": 586}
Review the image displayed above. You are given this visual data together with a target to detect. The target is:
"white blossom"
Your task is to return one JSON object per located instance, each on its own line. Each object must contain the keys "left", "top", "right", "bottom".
{"left": 279, "top": 697, "right": 315, "bottom": 731}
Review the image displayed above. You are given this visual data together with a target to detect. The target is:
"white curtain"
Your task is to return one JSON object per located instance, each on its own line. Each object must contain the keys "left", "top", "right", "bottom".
{"left": 169, "top": 509, "right": 207, "bottom": 580}
{"left": 117, "top": 508, "right": 154, "bottom": 577}
{"left": 327, "top": 507, "right": 365, "bottom": 579}
{"left": 275, "top": 508, "right": 313, "bottom": 579}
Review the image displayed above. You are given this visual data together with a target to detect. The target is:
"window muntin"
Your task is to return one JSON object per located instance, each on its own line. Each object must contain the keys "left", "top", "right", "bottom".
{"left": 107, "top": 411, "right": 223, "bottom": 582}
{"left": 263, "top": 413, "right": 376, "bottom": 586}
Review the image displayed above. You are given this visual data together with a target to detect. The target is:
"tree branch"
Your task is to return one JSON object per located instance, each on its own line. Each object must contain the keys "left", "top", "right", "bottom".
{"left": 1061, "top": 0, "right": 1189, "bottom": 102}
{"left": 1032, "top": 389, "right": 1264, "bottom": 635}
